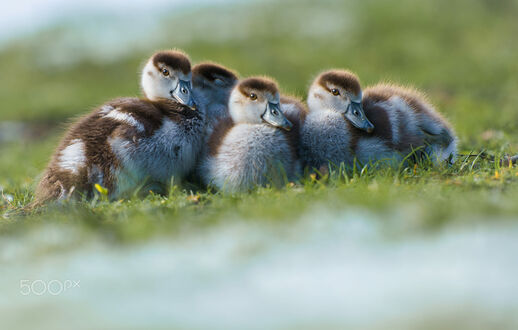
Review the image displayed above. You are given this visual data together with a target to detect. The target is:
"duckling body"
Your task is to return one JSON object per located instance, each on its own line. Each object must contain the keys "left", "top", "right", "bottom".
{"left": 102, "top": 98, "right": 202, "bottom": 196}
{"left": 302, "top": 109, "right": 359, "bottom": 169}
{"left": 35, "top": 50, "right": 202, "bottom": 203}
{"left": 201, "top": 77, "right": 298, "bottom": 192}
{"left": 363, "top": 83, "right": 457, "bottom": 163}
{"left": 202, "top": 120, "right": 297, "bottom": 192}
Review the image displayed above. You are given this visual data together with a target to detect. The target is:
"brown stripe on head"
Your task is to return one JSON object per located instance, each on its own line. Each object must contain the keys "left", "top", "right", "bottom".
{"left": 192, "top": 62, "right": 239, "bottom": 83}
{"left": 237, "top": 77, "right": 279, "bottom": 98}
{"left": 317, "top": 70, "right": 362, "bottom": 97}
{"left": 152, "top": 50, "right": 191, "bottom": 74}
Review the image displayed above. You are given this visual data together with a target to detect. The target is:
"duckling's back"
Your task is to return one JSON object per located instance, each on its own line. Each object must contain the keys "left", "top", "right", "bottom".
{"left": 34, "top": 97, "right": 203, "bottom": 203}
{"left": 364, "top": 83, "right": 457, "bottom": 163}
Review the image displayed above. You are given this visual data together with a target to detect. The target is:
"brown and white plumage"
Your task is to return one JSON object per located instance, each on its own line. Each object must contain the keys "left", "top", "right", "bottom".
{"left": 34, "top": 50, "right": 202, "bottom": 204}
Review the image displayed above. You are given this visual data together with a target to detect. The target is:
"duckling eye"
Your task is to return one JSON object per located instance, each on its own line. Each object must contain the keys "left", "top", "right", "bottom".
{"left": 250, "top": 93, "right": 257, "bottom": 100}
{"left": 331, "top": 89, "right": 340, "bottom": 96}
{"left": 181, "top": 87, "right": 188, "bottom": 94}
{"left": 162, "top": 68, "right": 170, "bottom": 76}
{"left": 272, "top": 109, "right": 279, "bottom": 116}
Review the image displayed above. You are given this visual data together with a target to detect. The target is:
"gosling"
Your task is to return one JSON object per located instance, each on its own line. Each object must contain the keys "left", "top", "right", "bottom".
{"left": 362, "top": 83, "right": 457, "bottom": 163}
{"left": 34, "top": 50, "right": 203, "bottom": 204}
{"left": 301, "top": 69, "right": 456, "bottom": 170}
{"left": 200, "top": 77, "right": 299, "bottom": 193}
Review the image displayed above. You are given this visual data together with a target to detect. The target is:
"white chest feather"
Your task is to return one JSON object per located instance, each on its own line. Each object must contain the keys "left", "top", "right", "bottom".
{"left": 301, "top": 110, "right": 353, "bottom": 168}
{"left": 202, "top": 124, "right": 297, "bottom": 192}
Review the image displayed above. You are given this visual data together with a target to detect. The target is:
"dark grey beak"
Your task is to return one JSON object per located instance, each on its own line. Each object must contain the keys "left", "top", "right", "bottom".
{"left": 171, "top": 79, "right": 196, "bottom": 110}
{"left": 262, "top": 102, "right": 293, "bottom": 131}
{"left": 344, "top": 101, "right": 374, "bottom": 133}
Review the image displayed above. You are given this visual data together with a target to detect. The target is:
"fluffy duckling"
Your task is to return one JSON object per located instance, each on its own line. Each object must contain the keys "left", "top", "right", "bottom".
{"left": 362, "top": 83, "right": 457, "bottom": 163}
{"left": 34, "top": 50, "right": 203, "bottom": 204}
{"left": 191, "top": 65, "right": 305, "bottom": 184}
{"left": 301, "top": 69, "right": 457, "bottom": 170}
{"left": 301, "top": 70, "right": 375, "bottom": 169}
{"left": 201, "top": 77, "right": 298, "bottom": 193}
{"left": 191, "top": 62, "right": 239, "bottom": 129}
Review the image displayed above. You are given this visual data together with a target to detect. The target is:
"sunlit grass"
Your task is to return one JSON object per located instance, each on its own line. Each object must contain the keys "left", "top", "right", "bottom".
{"left": 2, "top": 144, "right": 518, "bottom": 242}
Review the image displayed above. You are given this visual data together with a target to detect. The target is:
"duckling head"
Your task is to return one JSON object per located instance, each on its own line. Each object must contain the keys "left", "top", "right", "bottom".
{"left": 229, "top": 77, "right": 293, "bottom": 131}
{"left": 308, "top": 70, "right": 374, "bottom": 133}
{"left": 141, "top": 50, "right": 195, "bottom": 108}
{"left": 192, "top": 62, "right": 239, "bottom": 116}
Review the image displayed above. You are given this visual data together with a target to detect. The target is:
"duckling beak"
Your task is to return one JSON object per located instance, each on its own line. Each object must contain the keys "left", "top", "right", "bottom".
{"left": 171, "top": 79, "right": 197, "bottom": 110}
{"left": 344, "top": 101, "right": 374, "bottom": 133}
{"left": 262, "top": 102, "right": 293, "bottom": 131}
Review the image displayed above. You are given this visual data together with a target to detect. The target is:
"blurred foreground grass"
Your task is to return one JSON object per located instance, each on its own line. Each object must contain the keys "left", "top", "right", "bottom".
{"left": 1, "top": 0, "right": 518, "bottom": 240}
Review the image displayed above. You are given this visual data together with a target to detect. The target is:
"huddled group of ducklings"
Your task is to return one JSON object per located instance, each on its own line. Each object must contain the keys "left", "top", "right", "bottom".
{"left": 34, "top": 49, "right": 457, "bottom": 203}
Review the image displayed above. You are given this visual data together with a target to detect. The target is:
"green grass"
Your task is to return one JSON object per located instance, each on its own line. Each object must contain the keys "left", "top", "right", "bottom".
{"left": 1, "top": 0, "right": 518, "bottom": 241}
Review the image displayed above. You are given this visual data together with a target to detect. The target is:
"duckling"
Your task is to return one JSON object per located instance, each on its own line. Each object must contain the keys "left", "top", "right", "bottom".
{"left": 301, "top": 70, "right": 375, "bottom": 169}
{"left": 191, "top": 62, "right": 239, "bottom": 129}
{"left": 301, "top": 69, "right": 457, "bottom": 170}
{"left": 200, "top": 77, "right": 298, "bottom": 193}
{"left": 191, "top": 66, "right": 304, "bottom": 185}
{"left": 362, "top": 83, "right": 457, "bottom": 163}
{"left": 34, "top": 50, "right": 203, "bottom": 204}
